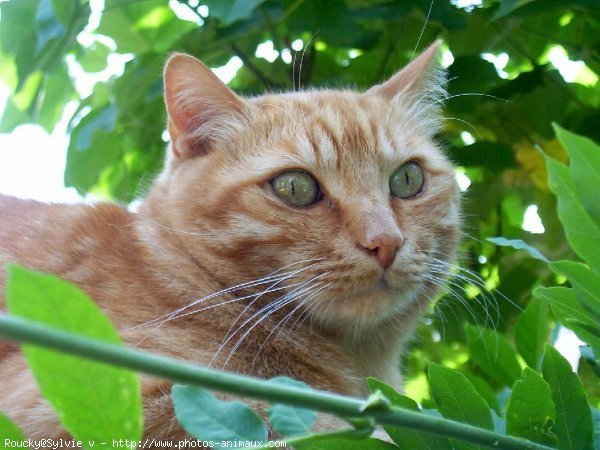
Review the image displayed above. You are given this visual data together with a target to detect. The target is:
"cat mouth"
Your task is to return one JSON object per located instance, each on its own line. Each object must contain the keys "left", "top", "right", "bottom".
{"left": 326, "top": 274, "right": 420, "bottom": 322}
{"left": 350, "top": 275, "right": 399, "bottom": 298}
{"left": 359, "top": 272, "right": 420, "bottom": 299}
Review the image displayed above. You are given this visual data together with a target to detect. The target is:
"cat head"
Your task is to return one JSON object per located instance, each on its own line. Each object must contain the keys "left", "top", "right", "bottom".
{"left": 146, "top": 41, "right": 460, "bottom": 332}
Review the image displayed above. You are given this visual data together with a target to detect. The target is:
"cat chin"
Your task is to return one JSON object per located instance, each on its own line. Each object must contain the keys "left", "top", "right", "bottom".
{"left": 310, "top": 282, "right": 421, "bottom": 328}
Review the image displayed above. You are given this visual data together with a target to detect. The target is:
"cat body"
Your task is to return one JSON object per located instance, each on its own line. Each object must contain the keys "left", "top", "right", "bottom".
{"left": 0, "top": 41, "right": 460, "bottom": 440}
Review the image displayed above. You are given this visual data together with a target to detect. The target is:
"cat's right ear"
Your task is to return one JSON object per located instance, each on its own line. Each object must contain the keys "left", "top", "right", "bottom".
{"left": 164, "top": 53, "right": 247, "bottom": 160}
{"left": 367, "top": 40, "right": 444, "bottom": 99}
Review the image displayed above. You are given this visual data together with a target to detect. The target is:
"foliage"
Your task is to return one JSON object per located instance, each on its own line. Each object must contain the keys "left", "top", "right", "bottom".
{"left": 4, "top": 265, "right": 143, "bottom": 449}
{"left": 0, "top": 412, "right": 26, "bottom": 448}
{"left": 1, "top": 0, "right": 600, "bottom": 449}
{"left": 531, "top": 126, "right": 600, "bottom": 362}
{"left": 0, "top": 303, "right": 561, "bottom": 450}
{"left": 173, "top": 385, "right": 268, "bottom": 448}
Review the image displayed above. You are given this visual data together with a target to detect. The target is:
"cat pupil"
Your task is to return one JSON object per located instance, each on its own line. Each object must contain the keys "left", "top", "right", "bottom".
{"left": 271, "top": 170, "right": 319, "bottom": 207}
{"left": 389, "top": 161, "right": 424, "bottom": 198}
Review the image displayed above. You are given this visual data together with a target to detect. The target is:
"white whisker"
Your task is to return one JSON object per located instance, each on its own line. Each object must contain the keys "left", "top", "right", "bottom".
{"left": 126, "top": 258, "right": 323, "bottom": 331}
{"left": 252, "top": 282, "right": 332, "bottom": 364}
{"left": 212, "top": 272, "right": 330, "bottom": 367}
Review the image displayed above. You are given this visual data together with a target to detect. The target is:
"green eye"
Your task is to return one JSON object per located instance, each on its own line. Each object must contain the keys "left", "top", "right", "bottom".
{"left": 272, "top": 170, "right": 321, "bottom": 207}
{"left": 390, "top": 161, "right": 425, "bottom": 198}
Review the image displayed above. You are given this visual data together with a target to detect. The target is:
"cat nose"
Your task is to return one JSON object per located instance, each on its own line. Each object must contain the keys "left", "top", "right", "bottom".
{"left": 362, "top": 232, "right": 403, "bottom": 270}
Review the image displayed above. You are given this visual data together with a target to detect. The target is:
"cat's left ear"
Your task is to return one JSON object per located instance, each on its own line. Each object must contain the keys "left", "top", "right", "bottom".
{"left": 163, "top": 53, "right": 249, "bottom": 160}
{"left": 367, "top": 40, "right": 444, "bottom": 99}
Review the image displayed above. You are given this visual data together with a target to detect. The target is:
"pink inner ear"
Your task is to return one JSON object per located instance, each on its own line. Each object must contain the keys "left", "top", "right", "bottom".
{"left": 163, "top": 53, "right": 244, "bottom": 159}
{"left": 368, "top": 40, "right": 442, "bottom": 98}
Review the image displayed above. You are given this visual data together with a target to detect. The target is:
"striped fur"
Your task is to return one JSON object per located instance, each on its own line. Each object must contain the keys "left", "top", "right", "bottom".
{"left": 0, "top": 41, "right": 460, "bottom": 442}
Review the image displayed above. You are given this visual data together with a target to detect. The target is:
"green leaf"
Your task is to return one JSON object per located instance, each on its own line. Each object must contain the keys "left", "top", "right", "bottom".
{"left": 580, "top": 346, "right": 600, "bottom": 378}
{"left": 0, "top": 412, "right": 27, "bottom": 448}
{"left": 542, "top": 345, "right": 594, "bottom": 450}
{"left": 592, "top": 408, "right": 600, "bottom": 450}
{"left": 36, "top": 65, "right": 76, "bottom": 132}
{"left": 367, "top": 378, "right": 452, "bottom": 450}
{"left": 360, "top": 391, "right": 390, "bottom": 412}
{"left": 553, "top": 124, "right": 600, "bottom": 224}
{"left": 36, "top": 0, "right": 67, "bottom": 53}
{"left": 205, "top": 0, "right": 267, "bottom": 26}
{"left": 492, "top": 0, "right": 536, "bottom": 20}
{"left": 5, "top": 265, "right": 143, "bottom": 448}
{"left": 0, "top": 70, "right": 42, "bottom": 131}
{"left": 97, "top": 1, "right": 195, "bottom": 54}
{"left": 545, "top": 154, "right": 600, "bottom": 271}
{"left": 77, "top": 41, "right": 111, "bottom": 73}
{"left": 466, "top": 325, "right": 522, "bottom": 387}
{"left": 550, "top": 260, "right": 600, "bottom": 317}
{"left": 537, "top": 287, "right": 594, "bottom": 327}
{"left": 296, "top": 437, "right": 398, "bottom": 450}
{"left": 487, "top": 237, "right": 549, "bottom": 262}
{"left": 0, "top": 0, "right": 37, "bottom": 55}
{"left": 535, "top": 287, "right": 600, "bottom": 357}
{"left": 50, "top": 0, "right": 77, "bottom": 25}
{"left": 65, "top": 105, "right": 121, "bottom": 193}
{"left": 32, "top": 0, "right": 89, "bottom": 75}
{"left": 515, "top": 297, "right": 550, "bottom": 370}
{"left": 491, "top": 410, "right": 506, "bottom": 435}
{"left": 360, "top": 391, "right": 392, "bottom": 412}
{"left": 266, "top": 377, "right": 316, "bottom": 437}
{"left": 0, "top": 0, "right": 38, "bottom": 85}
{"left": 367, "top": 378, "right": 408, "bottom": 405}
{"left": 461, "top": 372, "right": 501, "bottom": 413}
{"left": 0, "top": 95, "right": 29, "bottom": 133}
{"left": 428, "top": 363, "right": 493, "bottom": 431}
{"left": 172, "top": 385, "right": 267, "bottom": 448}
{"left": 506, "top": 367, "right": 558, "bottom": 447}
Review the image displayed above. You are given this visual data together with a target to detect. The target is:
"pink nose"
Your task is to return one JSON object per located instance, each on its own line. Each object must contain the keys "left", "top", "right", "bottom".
{"left": 362, "top": 233, "right": 403, "bottom": 270}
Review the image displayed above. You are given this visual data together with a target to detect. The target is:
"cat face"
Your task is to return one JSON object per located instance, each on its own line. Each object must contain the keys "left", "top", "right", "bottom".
{"left": 151, "top": 41, "right": 460, "bottom": 330}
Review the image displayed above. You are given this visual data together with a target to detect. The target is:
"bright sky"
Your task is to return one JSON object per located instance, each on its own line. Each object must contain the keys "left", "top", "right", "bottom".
{"left": 0, "top": 108, "right": 81, "bottom": 202}
{"left": 0, "top": 0, "right": 590, "bottom": 367}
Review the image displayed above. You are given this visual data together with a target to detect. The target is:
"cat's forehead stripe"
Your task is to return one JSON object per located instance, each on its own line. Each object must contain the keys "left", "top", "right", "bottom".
{"left": 378, "top": 129, "right": 395, "bottom": 159}
{"left": 251, "top": 92, "right": 451, "bottom": 179}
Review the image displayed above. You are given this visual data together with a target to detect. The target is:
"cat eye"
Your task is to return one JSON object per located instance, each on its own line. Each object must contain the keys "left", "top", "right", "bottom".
{"left": 271, "top": 170, "right": 321, "bottom": 207}
{"left": 390, "top": 161, "right": 425, "bottom": 198}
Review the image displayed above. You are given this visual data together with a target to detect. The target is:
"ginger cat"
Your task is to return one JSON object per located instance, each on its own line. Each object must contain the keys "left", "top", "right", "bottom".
{"left": 0, "top": 41, "right": 459, "bottom": 441}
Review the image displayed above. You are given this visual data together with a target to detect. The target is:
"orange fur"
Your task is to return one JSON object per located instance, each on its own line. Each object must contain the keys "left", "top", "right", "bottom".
{"left": 0, "top": 41, "right": 459, "bottom": 441}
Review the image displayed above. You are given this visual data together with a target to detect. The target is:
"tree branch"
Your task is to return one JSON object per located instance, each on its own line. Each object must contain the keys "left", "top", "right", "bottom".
{"left": 228, "top": 43, "right": 279, "bottom": 90}
{"left": 0, "top": 314, "right": 554, "bottom": 450}
{"left": 259, "top": 5, "right": 283, "bottom": 53}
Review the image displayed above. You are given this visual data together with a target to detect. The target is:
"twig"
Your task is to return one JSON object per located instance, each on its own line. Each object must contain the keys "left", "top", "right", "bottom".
{"left": 228, "top": 44, "right": 279, "bottom": 89}
{"left": 0, "top": 314, "right": 554, "bottom": 450}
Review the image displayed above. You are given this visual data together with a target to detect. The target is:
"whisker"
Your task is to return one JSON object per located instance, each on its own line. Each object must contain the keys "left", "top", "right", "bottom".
{"left": 426, "top": 266, "right": 498, "bottom": 330}
{"left": 126, "top": 258, "right": 323, "bottom": 331}
{"left": 298, "top": 32, "right": 318, "bottom": 91}
{"left": 272, "top": 282, "right": 332, "bottom": 342}
{"left": 290, "top": 290, "right": 331, "bottom": 334}
{"left": 163, "top": 282, "right": 305, "bottom": 323}
{"left": 219, "top": 279, "right": 329, "bottom": 368}
{"left": 211, "top": 272, "right": 330, "bottom": 367}
{"left": 429, "top": 257, "right": 522, "bottom": 313}
{"left": 293, "top": 56, "right": 298, "bottom": 90}
{"left": 218, "top": 263, "right": 324, "bottom": 351}
{"left": 410, "top": 0, "right": 435, "bottom": 62}
{"left": 252, "top": 282, "right": 332, "bottom": 364}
